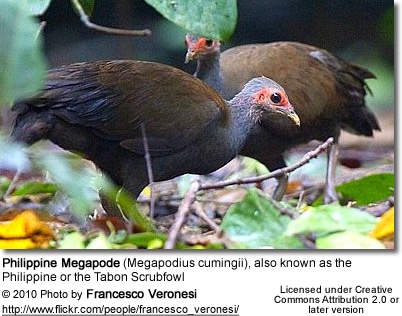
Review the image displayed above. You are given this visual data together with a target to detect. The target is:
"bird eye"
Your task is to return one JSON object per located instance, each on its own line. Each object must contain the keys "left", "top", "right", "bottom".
{"left": 270, "top": 92, "right": 282, "bottom": 104}
{"left": 205, "top": 39, "right": 213, "bottom": 47}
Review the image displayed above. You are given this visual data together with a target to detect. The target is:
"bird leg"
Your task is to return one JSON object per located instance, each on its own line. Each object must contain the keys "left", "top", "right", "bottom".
{"left": 272, "top": 174, "right": 289, "bottom": 201}
{"left": 324, "top": 140, "right": 339, "bottom": 204}
{"left": 140, "top": 123, "right": 156, "bottom": 218}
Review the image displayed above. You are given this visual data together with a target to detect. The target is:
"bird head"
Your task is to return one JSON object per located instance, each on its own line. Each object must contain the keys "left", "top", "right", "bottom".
{"left": 241, "top": 77, "right": 300, "bottom": 126}
{"left": 185, "top": 33, "right": 221, "bottom": 63}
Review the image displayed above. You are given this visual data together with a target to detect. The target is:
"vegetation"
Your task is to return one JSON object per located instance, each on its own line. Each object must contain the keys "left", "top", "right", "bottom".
{"left": 0, "top": 0, "right": 394, "bottom": 249}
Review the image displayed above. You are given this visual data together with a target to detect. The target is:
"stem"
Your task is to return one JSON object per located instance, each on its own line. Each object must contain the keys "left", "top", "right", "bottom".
{"left": 71, "top": 0, "right": 151, "bottom": 36}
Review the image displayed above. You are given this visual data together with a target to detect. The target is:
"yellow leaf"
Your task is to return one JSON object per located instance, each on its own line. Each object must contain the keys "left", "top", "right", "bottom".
{"left": 141, "top": 185, "right": 151, "bottom": 197}
{"left": 0, "top": 239, "right": 36, "bottom": 249}
{"left": 370, "top": 207, "right": 394, "bottom": 240}
{"left": 0, "top": 210, "right": 54, "bottom": 249}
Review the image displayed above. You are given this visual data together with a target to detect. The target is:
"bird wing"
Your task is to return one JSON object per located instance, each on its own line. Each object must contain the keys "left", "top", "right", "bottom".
{"left": 29, "top": 60, "right": 229, "bottom": 156}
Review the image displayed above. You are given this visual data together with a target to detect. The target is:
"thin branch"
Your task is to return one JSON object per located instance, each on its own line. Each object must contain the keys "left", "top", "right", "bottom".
{"left": 164, "top": 181, "right": 200, "bottom": 249}
{"left": 193, "top": 201, "right": 222, "bottom": 235}
{"left": 35, "top": 21, "right": 47, "bottom": 40}
{"left": 200, "top": 137, "right": 334, "bottom": 191}
{"left": 71, "top": 0, "right": 151, "bottom": 37}
{"left": 299, "top": 235, "right": 317, "bottom": 249}
{"left": 263, "top": 193, "right": 299, "bottom": 219}
{"left": 140, "top": 123, "right": 156, "bottom": 218}
{"left": 296, "top": 190, "right": 305, "bottom": 210}
{"left": 3, "top": 171, "right": 21, "bottom": 199}
{"left": 163, "top": 138, "right": 333, "bottom": 248}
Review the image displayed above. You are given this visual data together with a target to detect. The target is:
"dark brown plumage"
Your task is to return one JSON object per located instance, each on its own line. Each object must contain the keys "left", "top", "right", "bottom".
{"left": 185, "top": 35, "right": 380, "bottom": 202}
{"left": 11, "top": 60, "right": 300, "bottom": 217}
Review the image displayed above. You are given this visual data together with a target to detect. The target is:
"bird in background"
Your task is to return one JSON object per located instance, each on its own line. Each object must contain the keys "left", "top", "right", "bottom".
{"left": 185, "top": 33, "right": 380, "bottom": 203}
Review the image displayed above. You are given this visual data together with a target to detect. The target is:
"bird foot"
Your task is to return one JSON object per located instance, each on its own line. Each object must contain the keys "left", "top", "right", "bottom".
{"left": 323, "top": 187, "right": 338, "bottom": 204}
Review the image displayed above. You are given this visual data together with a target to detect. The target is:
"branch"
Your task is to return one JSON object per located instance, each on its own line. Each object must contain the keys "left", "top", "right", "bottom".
{"left": 193, "top": 202, "right": 222, "bottom": 235}
{"left": 71, "top": 0, "right": 151, "bottom": 37}
{"left": 140, "top": 123, "right": 156, "bottom": 218}
{"left": 200, "top": 137, "right": 334, "bottom": 191}
{"left": 164, "top": 181, "right": 200, "bottom": 249}
{"left": 3, "top": 171, "right": 21, "bottom": 199}
{"left": 263, "top": 193, "right": 299, "bottom": 219}
{"left": 35, "top": 21, "right": 47, "bottom": 40}
{"left": 163, "top": 138, "right": 333, "bottom": 248}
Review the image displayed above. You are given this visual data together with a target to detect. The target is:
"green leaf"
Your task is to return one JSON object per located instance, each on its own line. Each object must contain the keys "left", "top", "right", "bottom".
{"left": 57, "top": 231, "right": 86, "bottom": 249}
{"left": 286, "top": 205, "right": 377, "bottom": 238}
{"left": 25, "top": 0, "right": 52, "bottom": 15}
{"left": 0, "top": 177, "right": 11, "bottom": 197}
{"left": 12, "top": 181, "right": 58, "bottom": 196}
{"left": 125, "top": 232, "right": 167, "bottom": 249}
{"left": 86, "top": 232, "right": 114, "bottom": 249}
{"left": 241, "top": 157, "right": 269, "bottom": 175}
{"left": 316, "top": 231, "right": 385, "bottom": 249}
{"left": 336, "top": 173, "right": 394, "bottom": 205}
{"left": 175, "top": 243, "right": 224, "bottom": 249}
{"left": 111, "top": 186, "right": 156, "bottom": 232}
{"left": 0, "top": 0, "right": 46, "bottom": 105}
{"left": 0, "top": 135, "right": 31, "bottom": 172}
{"left": 221, "top": 188, "right": 304, "bottom": 249}
{"left": 177, "top": 174, "right": 199, "bottom": 197}
{"left": 378, "top": 6, "right": 394, "bottom": 46}
{"left": 145, "top": 0, "right": 237, "bottom": 41}
{"left": 71, "top": 0, "right": 95, "bottom": 17}
{"left": 35, "top": 153, "right": 100, "bottom": 219}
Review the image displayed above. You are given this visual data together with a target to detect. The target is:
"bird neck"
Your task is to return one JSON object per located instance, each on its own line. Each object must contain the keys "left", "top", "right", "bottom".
{"left": 224, "top": 94, "right": 258, "bottom": 153}
{"left": 194, "top": 53, "right": 224, "bottom": 95}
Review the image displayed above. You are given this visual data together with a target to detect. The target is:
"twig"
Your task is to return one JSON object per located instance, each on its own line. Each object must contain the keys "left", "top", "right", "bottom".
{"left": 71, "top": 0, "right": 151, "bottom": 37}
{"left": 200, "top": 137, "right": 334, "bottom": 191}
{"left": 3, "top": 170, "right": 21, "bottom": 199}
{"left": 35, "top": 21, "right": 47, "bottom": 40}
{"left": 140, "top": 123, "right": 156, "bottom": 218}
{"left": 299, "top": 235, "right": 317, "bottom": 249}
{"left": 164, "top": 181, "right": 200, "bottom": 249}
{"left": 163, "top": 138, "right": 333, "bottom": 248}
{"left": 263, "top": 193, "right": 299, "bottom": 219}
{"left": 193, "top": 202, "right": 222, "bottom": 235}
{"left": 296, "top": 190, "right": 305, "bottom": 210}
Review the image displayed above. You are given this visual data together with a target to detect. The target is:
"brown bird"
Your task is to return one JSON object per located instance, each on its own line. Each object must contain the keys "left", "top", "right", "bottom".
{"left": 185, "top": 34, "right": 380, "bottom": 203}
{"left": 11, "top": 60, "right": 300, "bottom": 217}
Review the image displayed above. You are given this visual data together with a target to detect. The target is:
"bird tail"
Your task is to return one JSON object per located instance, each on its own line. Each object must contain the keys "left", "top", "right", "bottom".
{"left": 338, "top": 62, "right": 381, "bottom": 136}
{"left": 10, "top": 101, "right": 53, "bottom": 145}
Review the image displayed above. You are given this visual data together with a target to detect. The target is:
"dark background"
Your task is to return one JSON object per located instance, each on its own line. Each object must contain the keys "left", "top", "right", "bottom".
{"left": 39, "top": 0, "right": 394, "bottom": 114}
{"left": 2, "top": 0, "right": 393, "bottom": 133}
{"left": 41, "top": 0, "right": 393, "bottom": 69}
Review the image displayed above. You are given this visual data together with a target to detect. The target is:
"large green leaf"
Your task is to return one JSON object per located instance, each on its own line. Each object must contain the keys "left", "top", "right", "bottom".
{"left": 336, "top": 173, "right": 394, "bottom": 205}
{"left": 145, "top": 0, "right": 237, "bottom": 41}
{"left": 0, "top": 0, "right": 46, "bottom": 105}
{"left": 286, "top": 204, "right": 377, "bottom": 238}
{"left": 25, "top": 0, "right": 52, "bottom": 15}
{"left": 221, "top": 188, "right": 304, "bottom": 249}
